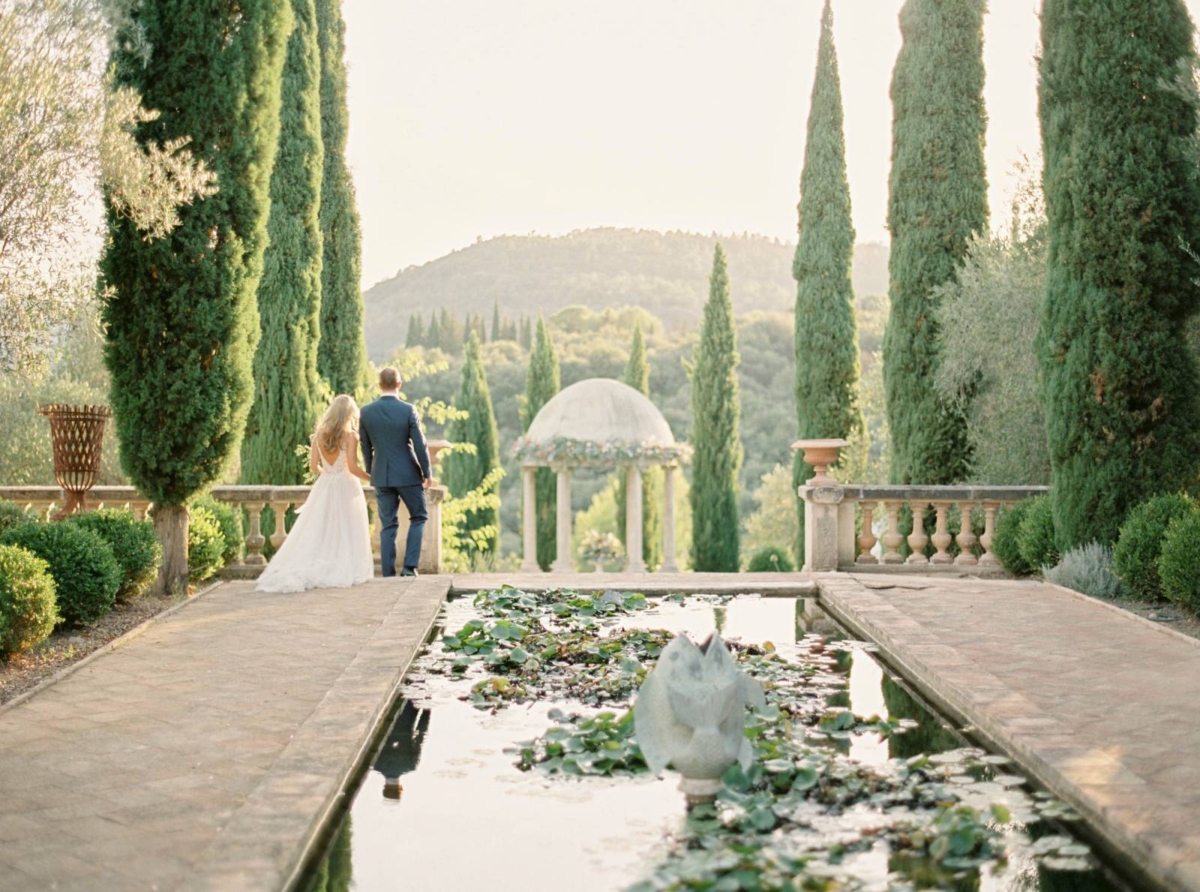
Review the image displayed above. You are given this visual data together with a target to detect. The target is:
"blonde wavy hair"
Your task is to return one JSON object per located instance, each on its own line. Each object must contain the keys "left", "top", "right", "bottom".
{"left": 314, "top": 394, "right": 359, "bottom": 455}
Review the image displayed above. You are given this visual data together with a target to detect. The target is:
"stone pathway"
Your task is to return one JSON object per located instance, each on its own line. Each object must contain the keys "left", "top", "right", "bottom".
{"left": 817, "top": 573, "right": 1200, "bottom": 892}
{"left": 0, "top": 577, "right": 448, "bottom": 892}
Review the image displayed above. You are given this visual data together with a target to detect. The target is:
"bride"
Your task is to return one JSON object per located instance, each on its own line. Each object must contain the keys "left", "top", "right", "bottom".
{"left": 255, "top": 394, "right": 374, "bottom": 593}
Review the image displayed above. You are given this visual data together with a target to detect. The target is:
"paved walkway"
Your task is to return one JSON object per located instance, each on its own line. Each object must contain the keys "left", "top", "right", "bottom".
{"left": 818, "top": 573, "right": 1200, "bottom": 892}
{"left": 0, "top": 577, "right": 448, "bottom": 892}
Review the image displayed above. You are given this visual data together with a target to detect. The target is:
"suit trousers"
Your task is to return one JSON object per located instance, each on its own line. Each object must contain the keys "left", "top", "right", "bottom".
{"left": 375, "top": 485, "right": 428, "bottom": 575}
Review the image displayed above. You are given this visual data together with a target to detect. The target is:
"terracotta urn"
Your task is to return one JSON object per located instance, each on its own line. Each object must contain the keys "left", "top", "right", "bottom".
{"left": 790, "top": 439, "right": 849, "bottom": 487}
{"left": 426, "top": 439, "right": 451, "bottom": 482}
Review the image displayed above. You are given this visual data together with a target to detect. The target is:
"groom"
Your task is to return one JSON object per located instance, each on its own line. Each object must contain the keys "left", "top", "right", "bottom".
{"left": 360, "top": 367, "right": 432, "bottom": 577}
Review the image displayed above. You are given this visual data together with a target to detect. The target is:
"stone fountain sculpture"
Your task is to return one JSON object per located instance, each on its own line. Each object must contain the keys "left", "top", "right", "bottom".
{"left": 634, "top": 633, "right": 765, "bottom": 803}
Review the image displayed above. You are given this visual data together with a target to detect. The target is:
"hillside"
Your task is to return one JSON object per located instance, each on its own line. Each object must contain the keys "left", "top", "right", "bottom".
{"left": 363, "top": 228, "right": 888, "bottom": 359}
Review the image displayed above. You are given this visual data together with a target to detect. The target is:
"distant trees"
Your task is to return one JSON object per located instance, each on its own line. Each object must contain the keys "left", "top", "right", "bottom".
{"left": 315, "top": 0, "right": 368, "bottom": 395}
{"left": 690, "top": 245, "right": 742, "bottom": 572}
{"left": 405, "top": 307, "right": 526, "bottom": 352}
{"left": 242, "top": 0, "right": 325, "bottom": 486}
{"left": 616, "top": 322, "right": 663, "bottom": 570}
{"left": 444, "top": 332, "right": 501, "bottom": 555}
{"left": 792, "top": 0, "right": 862, "bottom": 565}
{"left": 521, "top": 316, "right": 561, "bottom": 569}
{"left": 1038, "top": 0, "right": 1200, "bottom": 548}
{"left": 883, "top": 0, "right": 987, "bottom": 485}
{"left": 103, "top": 0, "right": 290, "bottom": 592}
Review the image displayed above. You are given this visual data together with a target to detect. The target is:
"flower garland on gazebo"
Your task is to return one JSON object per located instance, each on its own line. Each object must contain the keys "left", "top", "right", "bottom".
{"left": 513, "top": 436, "right": 692, "bottom": 468}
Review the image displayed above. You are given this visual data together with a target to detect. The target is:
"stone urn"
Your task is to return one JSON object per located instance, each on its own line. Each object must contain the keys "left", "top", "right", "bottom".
{"left": 38, "top": 404, "right": 112, "bottom": 520}
{"left": 427, "top": 439, "right": 451, "bottom": 482}
{"left": 791, "top": 439, "right": 849, "bottom": 487}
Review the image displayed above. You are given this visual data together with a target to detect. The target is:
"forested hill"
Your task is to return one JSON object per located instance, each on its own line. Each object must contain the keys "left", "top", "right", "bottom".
{"left": 362, "top": 228, "right": 888, "bottom": 360}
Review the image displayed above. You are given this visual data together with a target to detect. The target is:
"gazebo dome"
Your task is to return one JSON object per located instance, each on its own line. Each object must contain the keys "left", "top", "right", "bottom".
{"left": 524, "top": 379, "right": 674, "bottom": 447}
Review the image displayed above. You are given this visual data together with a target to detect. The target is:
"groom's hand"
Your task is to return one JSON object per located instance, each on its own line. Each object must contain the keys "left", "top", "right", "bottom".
{"left": 422, "top": 477, "right": 432, "bottom": 490}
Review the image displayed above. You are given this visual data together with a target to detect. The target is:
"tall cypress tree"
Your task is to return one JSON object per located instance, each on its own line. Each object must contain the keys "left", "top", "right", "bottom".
{"left": 690, "top": 245, "right": 742, "bottom": 572}
{"left": 616, "top": 322, "right": 664, "bottom": 569}
{"left": 491, "top": 300, "right": 501, "bottom": 342}
{"left": 315, "top": 0, "right": 368, "bottom": 395}
{"left": 426, "top": 314, "right": 441, "bottom": 352}
{"left": 242, "top": 0, "right": 325, "bottom": 486}
{"left": 521, "top": 315, "right": 561, "bottom": 570}
{"left": 102, "top": 0, "right": 290, "bottom": 592}
{"left": 1039, "top": 0, "right": 1200, "bottom": 548}
{"left": 883, "top": 0, "right": 987, "bottom": 484}
{"left": 405, "top": 313, "right": 424, "bottom": 348}
{"left": 445, "top": 332, "right": 501, "bottom": 555}
{"left": 793, "top": 0, "right": 862, "bottom": 565}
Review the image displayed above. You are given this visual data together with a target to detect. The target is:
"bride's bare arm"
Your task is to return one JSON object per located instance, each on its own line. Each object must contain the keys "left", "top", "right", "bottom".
{"left": 343, "top": 433, "right": 372, "bottom": 482}
{"left": 309, "top": 436, "right": 321, "bottom": 476}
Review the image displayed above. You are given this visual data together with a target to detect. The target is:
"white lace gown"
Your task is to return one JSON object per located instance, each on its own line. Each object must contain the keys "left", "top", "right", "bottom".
{"left": 254, "top": 447, "right": 374, "bottom": 593}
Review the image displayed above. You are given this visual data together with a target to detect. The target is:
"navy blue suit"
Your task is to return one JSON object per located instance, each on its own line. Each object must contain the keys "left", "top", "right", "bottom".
{"left": 360, "top": 395, "right": 431, "bottom": 575}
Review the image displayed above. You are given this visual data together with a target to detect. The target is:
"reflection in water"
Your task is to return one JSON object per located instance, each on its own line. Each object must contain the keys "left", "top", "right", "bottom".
{"left": 308, "top": 816, "right": 352, "bottom": 892}
{"left": 882, "top": 673, "right": 963, "bottom": 760}
{"left": 372, "top": 701, "right": 431, "bottom": 801}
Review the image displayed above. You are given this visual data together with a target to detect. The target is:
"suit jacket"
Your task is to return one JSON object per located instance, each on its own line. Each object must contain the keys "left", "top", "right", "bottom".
{"left": 359, "top": 395, "right": 431, "bottom": 488}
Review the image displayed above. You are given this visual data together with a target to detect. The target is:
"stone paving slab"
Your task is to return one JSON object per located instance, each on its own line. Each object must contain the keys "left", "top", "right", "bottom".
{"left": 816, "top": 572, "right": 1200, "bottom": 892}
{"left": 451, "top": 571, "right": 816, "bottom": 596}
{"left": 0, "top": 576, "right": 449, "bottom": 892}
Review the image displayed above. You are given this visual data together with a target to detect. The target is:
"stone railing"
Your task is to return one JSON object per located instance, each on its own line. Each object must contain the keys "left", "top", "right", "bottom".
{"left": 0, "top": 484, "right": 447, "bottom": 576}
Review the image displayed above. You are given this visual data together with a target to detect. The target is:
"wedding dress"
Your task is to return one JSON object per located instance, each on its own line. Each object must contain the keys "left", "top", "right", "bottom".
{"left": 255, "top": 447, "right": 374, "bottom": 593}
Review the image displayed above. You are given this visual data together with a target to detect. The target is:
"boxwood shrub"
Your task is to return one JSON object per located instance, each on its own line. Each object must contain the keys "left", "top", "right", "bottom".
{"left": 188, "top": 505, "right": 225, "bottom": 583}
{"left": 747, "top": 545, "right": 795, "bottom": 573}
{"left": 190, "top": 495, "right": 243, "bottom": 566}
{"left": 0, "top": 522, "right": 120, "bottom": 625}
{"left": 992, "top": 500, "right": 1033, "bottom": 576}
{"left": 68, "top": 509, "right": 162, "bottom": 601}
{"left": 1158, "top": 511, "right": 1200, "bottom": 609}
{"left": 1017, "top": 496, "right": 1059, "bottom": 572}
{"left": 1113, "top": 493, "right": 1196, "bottom": 601}
{"left": 0, "top": 544, "right": 59, "bottom": 658}
{"left": 0, "top": 500, "right": 31, "bottom": 535}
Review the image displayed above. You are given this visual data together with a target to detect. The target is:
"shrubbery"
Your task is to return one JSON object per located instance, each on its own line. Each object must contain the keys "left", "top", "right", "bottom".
{"left": 1016, "top": 496, "right": 1058, "bottom": 572}
{"left": 0, "top": 522, "right": 120, "bottom": 624}
{"left": 1044, "top": 542, "right": 1122, "bottom": 599}
{"left": 0, "top": 544, "right": 59, "bottom": 658}
{"left": 68, "top": 509, "right": 162, "bottom": 601}
{"left": 992, "top": 500, "right": 1033, "bottom": 575}
{"left": 1113, "top": 494, "right": 1196, "bottom": 601}
{"left": 1158, "top": 511, "right": 1200, "bottom": 609}
{"left": 0, "top": 500, "right": 31, "bottom": 535}
{"left": 191, "top": 495, "right": 243, "bottom": 566}
{"left": 188, "top": 505, "right": 226, "bottom": 583}
{"left": 747, "top": 546, "right": 795, "bottom": 573}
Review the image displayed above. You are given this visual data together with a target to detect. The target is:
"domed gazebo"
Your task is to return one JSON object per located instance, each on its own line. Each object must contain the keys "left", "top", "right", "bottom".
{"left": 515, "top": 379, "right": 690, "bottom": 574}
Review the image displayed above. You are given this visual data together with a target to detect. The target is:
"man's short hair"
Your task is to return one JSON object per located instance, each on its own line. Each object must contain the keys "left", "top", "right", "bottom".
{"left": 378, "top": 367, "right": 400, "bottom": 390}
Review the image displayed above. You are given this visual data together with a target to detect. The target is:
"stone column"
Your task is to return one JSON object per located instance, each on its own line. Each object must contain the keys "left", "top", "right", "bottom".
{"left": 660, "top": 465, "right": 679, "bottom": 573}
{"left": 551, "top": 465, "right": 574, "bottom": 573}
{"left": 519, "top": 465, "right": 540, "bottom": 573}
{"left": 800, "top": 484, "right": 844, "bottom": 573}
{"left": 624, "top": 464, "right": 646, "bottom": 574}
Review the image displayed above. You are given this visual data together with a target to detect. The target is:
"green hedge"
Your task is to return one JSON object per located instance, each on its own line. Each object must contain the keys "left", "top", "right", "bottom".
{"left": 1113, "top": 493, "right": 1196, "bottom": 601}
{"left": 0, "top": 500, "right": 31, "bottom": 535}
{"left": 68, "top": 509, "right": 162, "bottom": 601}
{"left": 188, "top": 505, "right": 226, "bottom": 583}
{"left": 1158, "top": 511, "right": 1200, "bottom": 610}
{"left": 747, "top": 546, "right": 795, "bottom": 573}
{"left": 992, "top": 500, "right": 1033, "bottom": 576}
{"left": 1017, "top": 496, "right": 1059, "bottom": 572}
{"left": 0, "top": 544, "right": 59, "bottom": 658}
{"left": 191, "top": 495, "right": 243, "bottom": 566}
{"left": 0, "top": 522, "right": 120, "bottom": 625}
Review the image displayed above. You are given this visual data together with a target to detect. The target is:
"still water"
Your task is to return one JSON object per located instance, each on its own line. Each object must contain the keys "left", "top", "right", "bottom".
{"left": 304, "top": 594, "right": 1131, "bottom": 892}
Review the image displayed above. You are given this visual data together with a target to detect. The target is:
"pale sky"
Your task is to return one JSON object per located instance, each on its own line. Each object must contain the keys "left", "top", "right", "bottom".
{"left": 341, "top": 0, "right": 1200, "bottom": 289}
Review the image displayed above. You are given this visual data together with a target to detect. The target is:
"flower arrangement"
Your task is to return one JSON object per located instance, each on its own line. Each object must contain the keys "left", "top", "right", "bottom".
{"left": 513, "top": 436, "right": 691, "bottom": 468}
{"left": 579, "top": 529, "right": 624, "bottom": 570}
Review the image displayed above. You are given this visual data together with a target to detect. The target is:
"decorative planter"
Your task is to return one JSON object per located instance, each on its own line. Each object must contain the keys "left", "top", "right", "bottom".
{"left": 791, "top": 438, "right": 849, "bottom": 487}
{"left": 39, "top": 404, "right": 112, "bottom": 519}
{"left": 427, "top": 439, "right": 451, "bottom": 483}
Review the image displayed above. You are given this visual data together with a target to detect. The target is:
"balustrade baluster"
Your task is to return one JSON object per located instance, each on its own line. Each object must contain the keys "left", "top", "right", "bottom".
{"left": 269, "top": 501, "right": 291, "bottom": 551}
{"left": 955, "top": 503, "right": 978, "bottom": 565}
{"left": 930, "top": 502, "right": 953, "bottom": 564}
{"left": 906, "top": 500, "right": 929, "bottom": 564}
{"left": 244, "top": 503, "right": 267, "bottom": 566}
{"left": 979, "top": 502, "right": 1000, "bottom": 567}
{"left": 881, "top": 501, "right": 904, "bottom": 564}
{"left": 856, "top": 502, "right": 878, "bottom": 564}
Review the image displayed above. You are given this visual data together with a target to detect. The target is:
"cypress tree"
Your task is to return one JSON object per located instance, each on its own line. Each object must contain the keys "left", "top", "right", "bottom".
{"left": 102, "top": 0, "right": 290, "bottom": 592}
{"left": 1038, "top": 0, "right": 1200, "bottom": 547}
{"left": 315, "top": 0, "right": 368, "bottom": 395}
{"left": 426, "top": 313, "right": 441, "bottom": 351}
{"left": 883, "top": 0, "right": 987, "bottom": 484}
{"left": 690, "top": 244, "right": 742, "bottom": 571}
{"left": 445, "top": 332, "right": 501, "bottom": 555}
{"left": 521, "top": 315, "right": 561, "bottom": 569}
{"left": 242, "top": 0, "right": 325, "bottom": 486}
{"left": 616, "top": 322, "right": 664, "bottom": 569}
{"left": 793, "top": 0, "right": 862, "bottom": 565}
{"left": 520, "top": 316, "right": 533, "bottom": 350}
{"left": 491, "top": 301, "right": 501, "bottom": 342}
{"left": 405, "top": 313, "right": 424, "bottom": 348}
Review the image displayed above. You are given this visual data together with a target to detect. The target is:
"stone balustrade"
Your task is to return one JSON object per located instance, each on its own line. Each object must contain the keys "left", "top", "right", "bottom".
{"left": 798, "top": 483, "right": 1048, "bottom": 572}
{"left": 0, "top": 484, "right": 447, "bottom": 576}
